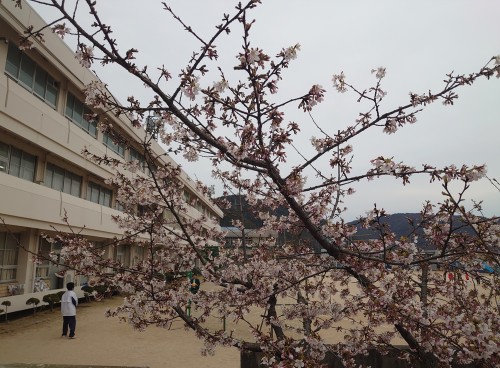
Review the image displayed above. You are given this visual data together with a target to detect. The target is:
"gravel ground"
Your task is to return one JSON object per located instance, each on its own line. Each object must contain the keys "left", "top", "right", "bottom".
{"left": 0, "top": 297, "right": 239, "bottom": 368}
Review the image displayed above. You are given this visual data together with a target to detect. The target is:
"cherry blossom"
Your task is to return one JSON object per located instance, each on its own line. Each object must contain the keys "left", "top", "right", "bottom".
{"left": 371, "top": 66, "right": 386, "bottom": 79}
{"left": 52, "top": 23, "right": 71, "bottom": 38}
{"left": 282, "top": 44, "right": 301, "bottom": 62}
{"left": 16, "top": 1, "right": 500, "bottom": 367}
{"left": 75, "top": 43, "right": 94, "bottom": 68}
{"left": 181, "top": 76, "right": 200, "bottom": 100}
{"left": 212, "top": 79, "right": 228, "bottom": 93}
{"left": 383, "top": 118, "right": 398, "bottom": 134}
{"left": 299, "top": 84, "right": 325, "bottom": 111}
{"left": 332, "top": 72, "right": 348, "bottom": 93}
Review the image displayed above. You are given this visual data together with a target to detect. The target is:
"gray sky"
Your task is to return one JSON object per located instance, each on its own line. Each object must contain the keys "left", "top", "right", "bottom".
{"left": 31, "top": 0, "right": 500, "bottom": 221}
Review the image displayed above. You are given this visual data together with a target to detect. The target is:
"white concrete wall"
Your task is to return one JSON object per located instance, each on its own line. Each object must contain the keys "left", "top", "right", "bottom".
{"left": 0, "top": 173, "right": 123, "bottom": 236}
{"left": 0, "top": 287, "right": 85, "bottom": 314}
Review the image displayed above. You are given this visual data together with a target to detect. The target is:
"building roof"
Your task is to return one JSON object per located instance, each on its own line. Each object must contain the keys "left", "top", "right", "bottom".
{"left": 222, "top": 226, "right": 278, "bottom": 238}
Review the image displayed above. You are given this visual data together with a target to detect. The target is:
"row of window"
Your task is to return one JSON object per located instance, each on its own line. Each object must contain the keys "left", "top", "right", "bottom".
{"left": 103, "top": 132, "right": 125, "bottom": 157}
{"left": 1, "top": 141, "right": 112, "bottom": 207}
{"left": 184, "top": 189, "right": 217, "bottom": 220}
{"left": 6, "top": 43, "right": 129, "bottom": 159}
{"left": 1, "top": 141, "right": 216, "bottom": 221}
{"left": 44, "top": 162, "right": 82, "bottom": 198}
{"left": 0, "top": 232, "right": 136, "bottom": 283}
{"left": 5, "top": 44, "right": 58, "bottom": 107}
{"left": 65, "top": 92, "right": 97, "bottom": 137}
{"left": 87, "top": 181, "right": 113, "bottom": 207}
{"left": 4, "top": 44, "right": 218, "bottom": 217}
{"left": 1, "top": 234, "right": 66, "bottom": 284}
{"left": 0, "top": 141, "right": 36, "bottom": 181}
{"left": 3, "top": 234, "right": 215, "bottom": 285}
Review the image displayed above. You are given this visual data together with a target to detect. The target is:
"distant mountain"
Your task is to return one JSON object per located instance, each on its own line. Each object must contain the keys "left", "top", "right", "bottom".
{"left": 348, "top": 213, "right": 476, "bottom": 251}
{"left": 349, "top": 213, "right": 425, "bottom": 241}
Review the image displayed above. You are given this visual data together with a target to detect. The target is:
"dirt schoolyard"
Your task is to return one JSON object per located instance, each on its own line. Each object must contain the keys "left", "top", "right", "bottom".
{"left": 2, "top": 273, "right": 477, "bottom": 367}
{"left": 0, "top": 297, "right": 239, "bottom": 368}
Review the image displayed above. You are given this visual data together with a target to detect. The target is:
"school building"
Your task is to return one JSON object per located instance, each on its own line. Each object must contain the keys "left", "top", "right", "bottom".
{"left": 0, "top": 0, "right": 223, "bottom": 313}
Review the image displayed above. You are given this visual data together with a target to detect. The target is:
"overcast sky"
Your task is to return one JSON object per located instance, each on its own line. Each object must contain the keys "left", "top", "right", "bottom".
{"left": 31, "top": 0, "right": 500, "bottom": 221}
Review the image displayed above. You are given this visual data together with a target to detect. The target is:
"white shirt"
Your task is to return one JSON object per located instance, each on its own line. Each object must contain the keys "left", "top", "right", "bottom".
{"left": 60, "top": 290, "right": 78, "bottom": 316}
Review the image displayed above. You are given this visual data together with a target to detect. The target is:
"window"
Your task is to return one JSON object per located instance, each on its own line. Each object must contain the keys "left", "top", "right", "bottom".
{"left": 130, "top": 246, "right": 144, "bottom": 267}
{"left": 146, "top": 163, "right": 157, "bottom": 178}
{"left": 65, "top": 92, "right": 97, "bottom": 137}
{"left": 5, "top": 43, "right": 59, "bottom": 107}
{"left": 44, "top": 163, "right": 82, "bottom": 197}
{"left": 0, "top": 142, "right": 9, "bottom": 173}
{"left": 103, "top": 132, "right": 125, "bottom": 157}
{"left": 0, "top": 232, "right": 19, "bottom": 282}
{"left": 87, "top": 182, "right": 112, "bottom": 207}
{"left": 9, "top": 147, "right": 36, "bottom": 181}
{"left": 129, "top": 147, "right": 146, "bottom": 172}
{"left": 36, "top": 239, "right": 64, "bottom": 290}
{"left": 114, "top": 244, "right": 130, "bottom": 266}
{"left": 137, "top": 205, "right": 147, "bottom": 217}
{"left": 36, "top": 239, "right": 51, "bottom": 279}
{"left": 0, "top": 142, "right": 36, "bottom": 182}
{"left": 115, "top": 198, "right": 125, "bottom": 212}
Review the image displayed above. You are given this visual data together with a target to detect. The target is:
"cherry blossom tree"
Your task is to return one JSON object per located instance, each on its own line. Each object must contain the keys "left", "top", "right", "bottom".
{"left": 12, "top": 0, "right": 500, "bottom": 366}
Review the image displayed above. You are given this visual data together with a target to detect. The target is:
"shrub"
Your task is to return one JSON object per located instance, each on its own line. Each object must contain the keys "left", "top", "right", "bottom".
{"left": 42, "top": 293, "right": 60, "bottom": 312}
{"left": 26, "top": 297, "right": 40, "bottom": 316}
{"left": 81, "top": 285, "right": 95, "bottom": 302}
{"left": 81, "top": 285, "right": 94, "bottom": 294}
{"left": 1, "top": 300, "right": 11, "bottom": 322}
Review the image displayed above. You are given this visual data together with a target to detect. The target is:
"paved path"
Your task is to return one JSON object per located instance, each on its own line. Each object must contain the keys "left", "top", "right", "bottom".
{"left": 0, "top": 297, "right": 239, "bottom": 368}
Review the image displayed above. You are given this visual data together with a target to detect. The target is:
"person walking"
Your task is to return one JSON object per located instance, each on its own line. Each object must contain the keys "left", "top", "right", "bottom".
{"left": 60, "top": 282, "right": 78, "bottom": 339}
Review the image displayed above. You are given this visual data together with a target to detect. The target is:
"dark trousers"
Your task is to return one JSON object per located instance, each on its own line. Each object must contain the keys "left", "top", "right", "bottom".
{"left": 62, "top": 315, "right": 76, "bottom": 337}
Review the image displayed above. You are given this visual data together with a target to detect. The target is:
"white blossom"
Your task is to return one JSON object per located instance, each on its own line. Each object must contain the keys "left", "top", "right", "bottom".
{"left": 371, "top": 66, "right": 386, "bottom": 79}
{"left": 183, "top": 147, "right": 199, "bottom": 162}
{"left": 181, "top": 76, "right": 200, "bottom": 100}
{"left": 383, "top": 118, "right": 398, "bottom": 134}
{"left": 283, "top": 44, "right": 301, "bottom": 61}
{"left": 213, "top": 79, "right": 228, "bottom": 93}
{"left": 465, "top": 165, "right": 487, "bottom": 181}
{"left": 371, "top": 157, "right": 396, "bottom": 173}
{"left": 332, "top": 71, "right": 347, "bottom": 93}
{"left": 84, "top": 80, "right": 107, "bottom": 109}
{"left": 75, "top": 44, "right": 94, "bottom": 68}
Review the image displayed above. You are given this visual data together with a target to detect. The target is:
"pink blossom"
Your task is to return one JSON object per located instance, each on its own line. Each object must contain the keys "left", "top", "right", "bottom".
{"left": 282, "top": 44, "right": 301, "bottom": 62}
{"left": 465, "top": 165, "right": 487, "bottom": 181}
{"left": 75, "top": 44, "right": 94, "bottom": 68}
{"left": 52, "top": 23, "right": 71, "bottom": 39}
{"left": 29, "top": 2, "right": 500, "bottom": 365}
{"left": 383, "top": 118, "right": 398, "bottom": 134}
{"left": 183, "top": 147, "right": 199, "bottom": 162}
{"left": 213, "top": 79, "right": 228, "bottom": 93}
{"left": 371, "top": 157, "right": 396, "bottom": 173}
{"left": 299, "top": 84, "right": 325, "bottom": 111}
{"left": 84, "top": 80, "right": 108, "bottom": 109}
{"left": 240, "top": 48, "right": 262, "bottom": 66}
{"left": 332, "top": 72, "right": 347, "bottom": 93}
{"left": 181, "top": 76, "right": 200, "bottom": 100}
